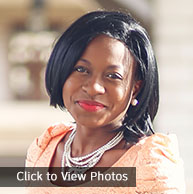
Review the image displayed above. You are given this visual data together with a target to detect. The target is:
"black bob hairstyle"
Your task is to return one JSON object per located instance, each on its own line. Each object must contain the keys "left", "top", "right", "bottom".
{"left": 46, "top": 11, "right": 159, "bottom": 144}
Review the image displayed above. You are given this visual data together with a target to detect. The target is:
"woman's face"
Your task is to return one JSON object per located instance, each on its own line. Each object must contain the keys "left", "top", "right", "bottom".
{"left": 62, "top": 35, "right": 140, "bottom": 129}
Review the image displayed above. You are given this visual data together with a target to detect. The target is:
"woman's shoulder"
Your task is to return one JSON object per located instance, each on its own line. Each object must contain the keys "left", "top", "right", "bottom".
{"left": 36, "top": 122, "right": 74, "bottom": 149}
{"left": 25, "top": 122, "right": 74, "bottom": 167}
{"left": 137, "top": 133, "right": 180, "bottom": 163}
{"left": 133, "top": 133, "right": 186, "bottom": 193}
{"left": 120, "top": 133, "right": 180, "bottom": 165}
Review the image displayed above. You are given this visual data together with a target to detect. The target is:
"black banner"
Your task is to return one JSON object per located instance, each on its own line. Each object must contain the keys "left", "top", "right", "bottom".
{"left": 0, "top": 167, "right": 136, "bottom": 187}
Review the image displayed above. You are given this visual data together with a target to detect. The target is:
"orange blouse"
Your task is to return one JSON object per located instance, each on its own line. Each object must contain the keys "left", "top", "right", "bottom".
{"left": 25, "top": 123, "right": 185, "bottom": 194}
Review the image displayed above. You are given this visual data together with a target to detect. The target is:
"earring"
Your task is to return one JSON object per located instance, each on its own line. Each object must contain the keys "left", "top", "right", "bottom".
{"left": 131, "top": 99, "right": 138, "bottom": 106}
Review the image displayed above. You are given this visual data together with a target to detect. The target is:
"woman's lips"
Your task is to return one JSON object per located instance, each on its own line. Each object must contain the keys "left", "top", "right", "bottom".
{"left": 77, "top": 100, "right": 105, "bottom": 112}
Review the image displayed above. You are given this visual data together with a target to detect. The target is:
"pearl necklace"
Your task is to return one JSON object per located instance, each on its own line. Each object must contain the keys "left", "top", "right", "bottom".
{"left": 61, "top": 129, "right": 124, "bottom": 169}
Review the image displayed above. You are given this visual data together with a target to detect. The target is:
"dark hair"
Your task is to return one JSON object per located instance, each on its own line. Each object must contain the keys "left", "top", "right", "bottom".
{"left": 45, "top": 11, "right": 159, "bottom": 144}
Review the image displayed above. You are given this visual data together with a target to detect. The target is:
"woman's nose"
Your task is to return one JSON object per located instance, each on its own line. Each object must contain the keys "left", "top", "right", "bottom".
{"left": 82, "top": 77, "right": 105, "bottom": 96}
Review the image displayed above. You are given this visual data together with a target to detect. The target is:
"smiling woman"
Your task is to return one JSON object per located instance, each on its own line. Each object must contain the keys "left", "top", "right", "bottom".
{"left": 62, "top": 35, "right": 139, "bottom": 130}
{"left": 25, "top": 11, "right": 185, "bottom": 193}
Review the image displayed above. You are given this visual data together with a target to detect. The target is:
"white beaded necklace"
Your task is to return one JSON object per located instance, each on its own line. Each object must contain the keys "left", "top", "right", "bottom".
{"left": 61, "top": 129, "right": 124, "bottom": 168}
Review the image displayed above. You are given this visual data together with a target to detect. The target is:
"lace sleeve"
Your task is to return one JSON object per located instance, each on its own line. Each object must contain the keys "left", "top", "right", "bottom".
{"left": 25, "top": 123, "right": 72, "bottom": 167}
{"left": 134, "top": 133, "right": 186, "bottom": 194}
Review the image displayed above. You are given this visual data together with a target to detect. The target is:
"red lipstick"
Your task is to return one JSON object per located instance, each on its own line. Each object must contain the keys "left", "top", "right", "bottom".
{"left": 77, "top": 100, "right": 105, "bottom": 112}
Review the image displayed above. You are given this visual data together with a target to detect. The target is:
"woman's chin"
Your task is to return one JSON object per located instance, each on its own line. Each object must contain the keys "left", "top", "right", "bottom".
{"left": 74, "top": 117, "right": 109, "bottom": 129}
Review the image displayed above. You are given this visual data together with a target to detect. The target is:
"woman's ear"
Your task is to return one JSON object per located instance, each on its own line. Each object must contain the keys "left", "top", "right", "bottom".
{"left": 132, "top": 80, "right": 142, "bottom": 99}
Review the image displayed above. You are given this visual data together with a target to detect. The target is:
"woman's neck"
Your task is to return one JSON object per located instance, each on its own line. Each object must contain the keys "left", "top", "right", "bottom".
{"left": 71, "top": 123, "right": 122, "bottom": 157}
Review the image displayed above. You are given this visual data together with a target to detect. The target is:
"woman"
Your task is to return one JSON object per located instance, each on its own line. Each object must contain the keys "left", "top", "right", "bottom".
{"left": 26, "top": 11, "right": 185, "bottom": 193}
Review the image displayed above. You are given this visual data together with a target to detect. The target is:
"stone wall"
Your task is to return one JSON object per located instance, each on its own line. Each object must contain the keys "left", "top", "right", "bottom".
{"left": 152, "top": 0, "right": 193, "bottom": 192}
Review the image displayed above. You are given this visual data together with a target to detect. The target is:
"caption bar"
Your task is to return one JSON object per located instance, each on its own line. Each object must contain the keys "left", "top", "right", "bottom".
{"left": 0, "top": 167, "right": 136, "bottom": 187}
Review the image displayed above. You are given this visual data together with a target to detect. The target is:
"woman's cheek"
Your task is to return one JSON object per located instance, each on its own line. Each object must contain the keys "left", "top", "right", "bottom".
{"left": 113, "top": 87, "right": 127, "bottom": 102}
{"left": 63, "top": 77, "right": 78, "bottom": 92}
{"left": 114, "top": 84, "right": 133, "bottom": 107}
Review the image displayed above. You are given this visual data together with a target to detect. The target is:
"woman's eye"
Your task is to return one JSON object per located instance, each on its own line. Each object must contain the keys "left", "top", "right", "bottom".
{"left": 74, "top": 66, "right": 89, "bottom": 74}
{"left": 107, "top": 73, "right": 123, "bottom": 80}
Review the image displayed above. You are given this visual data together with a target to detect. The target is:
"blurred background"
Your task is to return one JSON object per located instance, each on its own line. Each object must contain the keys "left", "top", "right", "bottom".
{"left": 0, "top": 0, "right": 192, "bottom": 193}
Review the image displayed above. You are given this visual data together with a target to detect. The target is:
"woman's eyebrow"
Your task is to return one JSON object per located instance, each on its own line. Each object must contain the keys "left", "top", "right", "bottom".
{"left": 79, "top": 59, "right": 123, "bottom": 70}
{"left": 106, "top": 64, "right": 123, "bottom": 71}
{"left": 79, "top": 58, "right": 91, "bottom": 65}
